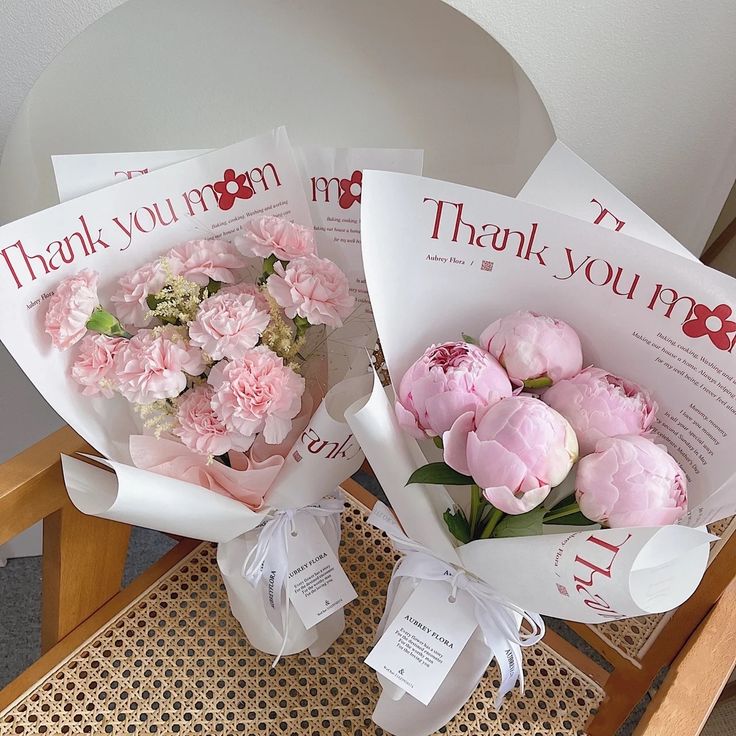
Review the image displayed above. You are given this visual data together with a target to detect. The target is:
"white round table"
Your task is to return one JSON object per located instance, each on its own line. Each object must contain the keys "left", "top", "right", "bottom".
{"left": 0, "top": 0, "right": 554, "bottom": 457}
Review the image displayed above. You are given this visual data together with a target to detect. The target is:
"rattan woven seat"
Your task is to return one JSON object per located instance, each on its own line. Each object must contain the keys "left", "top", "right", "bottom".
{"left": 0, "top": 492, "right": 606, "bottom": 736}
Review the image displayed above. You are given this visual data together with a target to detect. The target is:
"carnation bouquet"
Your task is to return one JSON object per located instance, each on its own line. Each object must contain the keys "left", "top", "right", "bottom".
{"left": 345, "top": 167, "right": 736, "bottom": 735}
{"left": 0, "top": 128, "right": 386, "bottom": 660}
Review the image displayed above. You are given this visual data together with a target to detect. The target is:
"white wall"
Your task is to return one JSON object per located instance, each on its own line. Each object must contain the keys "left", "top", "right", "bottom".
{"left": 0, "top": 0, "right": 735, "bottom": 460}
{"left": 447, "top": 0, "right": 736, "bottom": 253}
{"left": 2, "top": 0, "right": 735, "bottom": 248}
{"left": 0, "top": 0, "right": 124, "bottom": 153}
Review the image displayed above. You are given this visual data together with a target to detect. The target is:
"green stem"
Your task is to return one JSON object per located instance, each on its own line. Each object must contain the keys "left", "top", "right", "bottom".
{"left": 469, "top": 484, "right": 482, "bottom": 538}
{"left": 523, "top": 375, "right": 553, "bottom": 390}
{"left": 543, "top": 501, "right": 581, "bottom": 523}
{"left": 479, "top": 507, "right": 504, "bottom": 539}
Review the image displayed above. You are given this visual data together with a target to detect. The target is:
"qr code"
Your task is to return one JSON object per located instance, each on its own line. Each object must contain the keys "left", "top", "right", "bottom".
{"left": 481, "top": 260, "right": 494, "bottom": 272}
{"left": 556, "top": 583, "right": 569, "bottom": 598}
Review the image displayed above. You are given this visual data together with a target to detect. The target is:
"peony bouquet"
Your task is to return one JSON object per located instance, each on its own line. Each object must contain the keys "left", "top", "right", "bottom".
{"left": 345, "top": 168, "right": 736, "bottom": 736}
{"left": 397, "top": 311, "right": 686, "bottom": 544}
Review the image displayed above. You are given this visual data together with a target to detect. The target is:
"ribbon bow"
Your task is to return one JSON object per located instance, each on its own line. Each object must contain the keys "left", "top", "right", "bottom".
{"left": 369, "top": 502, "right": 545, "bottom": 707}
{"left": 242, "top": 495, "right": 346, "bottom": 666}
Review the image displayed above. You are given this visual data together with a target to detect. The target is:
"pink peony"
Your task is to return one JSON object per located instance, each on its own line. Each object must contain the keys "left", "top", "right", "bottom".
{"left": 114, "top": 327, "right": 205, "bottom": 404}
{"left": 174, "top": 384, "right": 253, "bottom": 456}
{"left": 480, "top": 311, "right": 583, "bottom": 386}
{"left": 267, "top": 256, "right": 354, "bottom": 328}
{"left": 218, "top": 282, "right": 270, "bottom": 313}
{"left": 395, "top": 341, "right": 512, "bottom": 439}
{"left": 575, "top": 435, "right": 687, "bottom": 527}
{"left": 71, "top": 333, "right": 125, "bottom": 397}
{"left": 165, "top": 239, "right": 248, "bottom": 286}
{"left": 235, "top": 216, "right": 316, "bottom": 261}
{"left": 189, "top": 292, "right": 270, "bottom": 361}
{"left": 444, "top": 396, "right": 578, "bottom": 514}
{"left": 208, "top": 346, "right": 305, "bottom": 445}
{"left": 111, "top": 260, "right": 168, "bottom": 327}
{"left": 44, "top": 269, "right": 100, "bottom": 350}
{"left": 543, "top": 367, "right": 657, "bottom": 456}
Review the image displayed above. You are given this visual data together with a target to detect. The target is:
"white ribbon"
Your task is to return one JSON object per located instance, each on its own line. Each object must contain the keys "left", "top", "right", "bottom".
{"left": 369, "top": 502, "right": 545, "bottom": 707}
{"left": 242, "top": 494, "right": 345, "bottom": 666}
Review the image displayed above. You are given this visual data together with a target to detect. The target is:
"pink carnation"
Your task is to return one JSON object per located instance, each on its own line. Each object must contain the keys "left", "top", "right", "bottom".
{"left": 111, "top": 260, "right": 168, "bottom": 328}
{"left": 219, "top": 282, "right": 270, "bottom": 313}
{"left": 267, "top": 256, "right": 354, "bottom": 328}
{"left": 235, "top": 216, "right": 316, "bottom": 261}
{"left": 189, "top": 292, "right": 270, "bottom": 361}
{"left": 44, "top": 269, "right": 99, "bottom": 350}
{"left": 71, "top": 333, "right": 125, "bottom": 397}
{"left": 166, "top": 239, "right": 248, "bottom": 286}
{"left": 208, "top": 346, "right": 305, "bottom": 445}
{"left": 114, "top": 327, "right": 205, "bottom": 404}
{"left": 174, "top": 384, "right": 253, "bottom": 456}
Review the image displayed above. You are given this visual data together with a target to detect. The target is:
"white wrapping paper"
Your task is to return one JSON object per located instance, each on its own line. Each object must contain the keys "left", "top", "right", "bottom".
{"left": 53, "top": 144, "right": 424, "bottom": 388}
{"left": 345, "top": 165, "right": 736, "bottom": 733}
{"left": 0, "top": 128, "right": 380, "bottom": 656}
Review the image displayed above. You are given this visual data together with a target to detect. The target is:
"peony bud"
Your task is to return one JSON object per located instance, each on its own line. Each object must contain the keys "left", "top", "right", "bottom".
{"left": 543, "top": 367, "right": 657, "bottom": 456}
{"left": 443, "top": 395, "right": 578, "bottom": 514}
{"left": 395, "top": 341, "right": 512, "bottom": 439}
{"left": 575, "top": 435, "right": 687, "bottom": 527}
{"left": 480, "top": 311, "right": 582, "bottom": 387}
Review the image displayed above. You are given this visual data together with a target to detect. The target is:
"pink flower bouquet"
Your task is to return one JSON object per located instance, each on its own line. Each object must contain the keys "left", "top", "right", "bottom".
{"left": 397, "top": 314, "right": 685, "bottom": 542}
{"left": 45, "top": 216, "right": 355, "bottom": 491}
{"left": 42, "top": 216, "right": 369, "bottom": 656}
{"left": 344, "top": 168, "right": 736, "bottom": 736}
{"left": 0, "top": 130, "right": 378, "bottom": 662}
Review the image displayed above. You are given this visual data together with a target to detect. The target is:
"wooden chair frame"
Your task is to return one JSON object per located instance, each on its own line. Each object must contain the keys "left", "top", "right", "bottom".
{"left": 0, "top": 427, "right": 131, "bottom": 652}
{"left": 1, "top": 427, "right": 735, "bottom": 733}
{"left": 573, "top": 519, "right": 736, "bottom": 734}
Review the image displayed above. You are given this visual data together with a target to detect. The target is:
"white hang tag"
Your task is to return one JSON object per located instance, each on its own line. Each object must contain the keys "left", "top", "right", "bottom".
{"left": 365, "top": 578, "right": 478, "bottom": 705}
{"left": 286, "top": 514, "right": 357, "bottom": 630}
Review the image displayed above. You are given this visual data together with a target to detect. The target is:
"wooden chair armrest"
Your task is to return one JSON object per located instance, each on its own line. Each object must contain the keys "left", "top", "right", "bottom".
{"left": 634, "top": 577, "right": 736, "bottom": 735}
{"left": 0, "top": 426, "right": 90, "bottom": 546}
{"left": 0, "top": 425, "right": 132, "bottom": 650}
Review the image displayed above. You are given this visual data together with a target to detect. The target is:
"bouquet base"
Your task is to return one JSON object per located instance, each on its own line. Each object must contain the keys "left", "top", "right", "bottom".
{"left": 216, "top": 503, "right": 347, "bottom": 658}
{"left": 0, "top": 493, "right": 606, "bottom": 735}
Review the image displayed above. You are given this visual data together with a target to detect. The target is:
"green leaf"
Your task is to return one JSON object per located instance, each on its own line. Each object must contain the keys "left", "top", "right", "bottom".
{"left": 85, "top": 307, "right": 131, "bottom": 338}
{"left": 443, "top": 508, "right": 471, "bottom": 544}
{"left": 406, "top": 462, "right": 473, "bottom": 486}
{"left": 262, "top": 253, "right": 278, "bottom": 277}
{"left": 206, "top": 278, "right": 222, "bottom": 296}
{"left": 548, "top": 494, "right": 576, "bottom": 512}
{"left": 492, "top": 506, "right": 546, "bottom": 538}
{"left": 542, "top": 496, "right": 594, "bottom": 525}
{"left": 544, "top": 511, "right": 596, "bottom": 526}
{"left": 432, "top": 435, "right": 444, "bottom": 450}
{"left": 461, "top": 333, "right": 478, "bottom": 345}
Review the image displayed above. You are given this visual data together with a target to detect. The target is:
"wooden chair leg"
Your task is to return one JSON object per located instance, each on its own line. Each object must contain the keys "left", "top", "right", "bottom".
{"left": 41, "top": 499, "right": 131, "bottom": 652}
{"left": 586, "top": 670, "right": 654, "bottom": 736}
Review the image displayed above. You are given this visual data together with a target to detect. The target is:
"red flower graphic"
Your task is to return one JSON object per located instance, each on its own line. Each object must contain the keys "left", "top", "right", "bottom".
{"left": 338, "top": 170, "right": 362, "bottom": 209}
{"left": 682, "top": 303, "right": 736, "bottom": 351}
{"left": 213, "top": 169, "right": 254, "bottom": 211}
